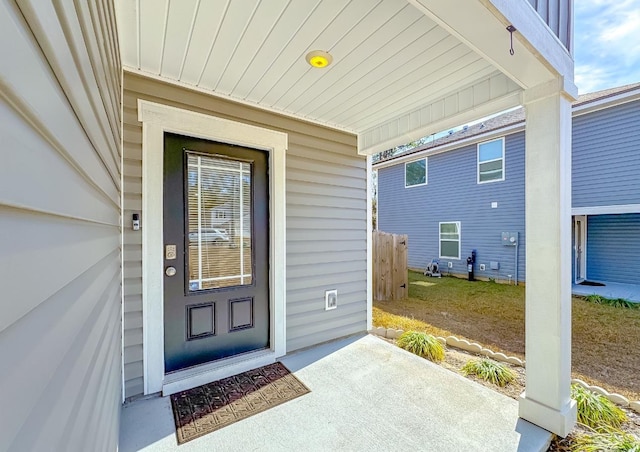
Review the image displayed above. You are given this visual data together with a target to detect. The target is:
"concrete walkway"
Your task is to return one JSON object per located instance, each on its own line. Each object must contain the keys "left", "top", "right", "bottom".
{"left": 572, "top": 280, "right": 640, "bottom": 302}
{"left": 120, "top": 334, "right": 552, "bottom": 452}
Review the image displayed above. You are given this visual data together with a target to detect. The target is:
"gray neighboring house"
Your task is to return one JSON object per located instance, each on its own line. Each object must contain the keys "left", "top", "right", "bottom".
{"left": 375, "top": 83, "right": 640, "bottom": 286}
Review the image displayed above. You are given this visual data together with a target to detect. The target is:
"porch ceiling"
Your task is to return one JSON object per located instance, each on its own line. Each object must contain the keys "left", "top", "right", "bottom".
{"left": 116, "top": 0, "right": 550, "bottom": 154}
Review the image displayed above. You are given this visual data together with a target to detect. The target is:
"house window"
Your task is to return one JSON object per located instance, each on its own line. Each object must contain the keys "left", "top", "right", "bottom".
{"left": 439, "top": 222, "right": 460, "bottom": 259}
{"left": 477, "top": 138, "right": 504, "bottom": 183}
{"left": 405, "top": 158, "right": 427, "bottom": 187}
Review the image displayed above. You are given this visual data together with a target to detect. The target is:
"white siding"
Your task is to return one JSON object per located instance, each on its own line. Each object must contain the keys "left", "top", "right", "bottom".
{"left": 122, "top": 72, "right": 367, "bottom": 398}
{"left": 0, "top": 1, "right": 122, "bottom": 451}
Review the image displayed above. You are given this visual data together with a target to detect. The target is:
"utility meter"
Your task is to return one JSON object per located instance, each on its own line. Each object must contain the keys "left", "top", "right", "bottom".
{"left": 501, "top": 232, "right": 518, "bottom": 246}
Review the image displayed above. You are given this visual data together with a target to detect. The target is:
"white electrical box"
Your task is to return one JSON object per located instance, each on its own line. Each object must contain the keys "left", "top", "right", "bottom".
{"left": 501, "top": 232, "right": 518, "bottom": 246}
{"left": 325, "top": 289, "right": 338, "bottom": 310}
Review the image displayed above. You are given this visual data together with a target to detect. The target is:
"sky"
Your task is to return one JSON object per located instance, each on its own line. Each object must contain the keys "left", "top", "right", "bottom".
{"left": 574, "top": 0, "right": 640, "bottom": 93}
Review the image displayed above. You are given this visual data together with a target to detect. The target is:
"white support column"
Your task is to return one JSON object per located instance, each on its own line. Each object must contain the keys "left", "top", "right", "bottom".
{"left": 519, "top": 79, "right": 577, "bottom": 437}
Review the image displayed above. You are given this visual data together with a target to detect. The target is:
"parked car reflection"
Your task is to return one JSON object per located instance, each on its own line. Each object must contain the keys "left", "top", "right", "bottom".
{"left": 188, "top": 228, "right": 230, "bottom": 243}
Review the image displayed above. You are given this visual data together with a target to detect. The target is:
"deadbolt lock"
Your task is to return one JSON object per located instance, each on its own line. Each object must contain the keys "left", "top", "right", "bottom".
{"left": 165, "top": 245, "right": 177, "bottom": 260}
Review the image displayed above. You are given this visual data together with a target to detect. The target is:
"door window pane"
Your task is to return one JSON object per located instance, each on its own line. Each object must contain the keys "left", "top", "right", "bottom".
{"left": 187, "top": 153, "right": 252, "bottom": 290}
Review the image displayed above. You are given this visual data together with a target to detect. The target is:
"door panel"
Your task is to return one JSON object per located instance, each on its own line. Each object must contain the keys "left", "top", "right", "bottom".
{"left": 163, "top": 133, "right": 269, "bottom": 373}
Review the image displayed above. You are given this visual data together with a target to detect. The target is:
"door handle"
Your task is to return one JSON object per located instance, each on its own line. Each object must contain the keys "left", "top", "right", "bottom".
{"left": 165, "top": 266, "right": 177, "bottom": 277}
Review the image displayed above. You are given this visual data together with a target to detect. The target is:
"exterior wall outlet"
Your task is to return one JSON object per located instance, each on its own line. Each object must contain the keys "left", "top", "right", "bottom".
{"left": 479, "top": 263, "right": 486, "bottom": 271}
{"left": 325, "top": 289, "right": 338, "bottom": 310}
{"left": 447, "top": 261, "right": 453, "bottom": 268}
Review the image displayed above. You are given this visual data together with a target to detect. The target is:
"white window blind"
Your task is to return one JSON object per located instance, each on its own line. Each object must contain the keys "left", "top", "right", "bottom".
{"left": 187, "top": 153, "right": 252, "bottom": 290}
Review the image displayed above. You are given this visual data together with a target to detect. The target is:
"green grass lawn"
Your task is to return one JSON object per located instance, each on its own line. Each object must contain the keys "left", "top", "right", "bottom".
{"left": 374, "top": 270, "right": 640, "bottom": 401}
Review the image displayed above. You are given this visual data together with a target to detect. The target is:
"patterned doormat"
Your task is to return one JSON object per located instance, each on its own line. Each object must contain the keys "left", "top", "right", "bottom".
{"left": 170, "top": 362, "right": 310, "bottom": 444}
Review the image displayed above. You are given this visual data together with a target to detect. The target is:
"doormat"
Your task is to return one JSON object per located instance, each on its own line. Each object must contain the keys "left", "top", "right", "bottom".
{"left": 579, "top": 281, "right": 606, "bottom": 286}
{"left": 170, "top": 362, "right": 310, "bottom": 444}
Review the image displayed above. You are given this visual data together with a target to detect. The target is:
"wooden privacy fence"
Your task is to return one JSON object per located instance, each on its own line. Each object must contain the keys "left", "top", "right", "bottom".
{"left": 373, "top": 231, "right": 408, "bottom": 301}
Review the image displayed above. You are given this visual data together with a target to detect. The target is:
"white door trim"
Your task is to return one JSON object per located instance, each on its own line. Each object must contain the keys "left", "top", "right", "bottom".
{"left": 573, "top": 215, "right": 587, "bottom": 284}
{"left": 138, "top": 99, "right": 287, "bottom": 395}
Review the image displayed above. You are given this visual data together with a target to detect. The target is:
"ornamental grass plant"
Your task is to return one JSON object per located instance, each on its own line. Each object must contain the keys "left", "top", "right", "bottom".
{"left": 584, "top": 294, "right": 639, "bottom": 309}
{"left": 571, "top": 426, "right": 640, "bottom": 452}
{"left": 460, "top": 358, "right": 515, "bottom": 387}
{"left": 571, "top": 384, "right": 627, "bottom": 429}
{"left": 396, "top": 331, "right": 445, "bottom": 363}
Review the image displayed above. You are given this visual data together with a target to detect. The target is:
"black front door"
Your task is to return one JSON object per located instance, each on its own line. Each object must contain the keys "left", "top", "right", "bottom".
{"left": 163, "top": 132, "right": 269, "bottom": 373}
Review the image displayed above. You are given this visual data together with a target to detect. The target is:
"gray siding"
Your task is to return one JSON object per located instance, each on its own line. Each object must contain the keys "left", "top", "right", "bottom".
{"left": 586, "top": 214, "right": 640, "bottom": 285}
{"left": 378, "top": 133, "right": 526, "bottom": 282}
{"left": 527, "top": 0, "right": 573, "bottom": 53}
{"left": 572, "top": 100, "right": 640, "bottom": 208}
{"left": 0, "top": 1, "right": 122, "bottom": 451}
{"left": 123, "top": 73, "right": 367, "bottom": 398}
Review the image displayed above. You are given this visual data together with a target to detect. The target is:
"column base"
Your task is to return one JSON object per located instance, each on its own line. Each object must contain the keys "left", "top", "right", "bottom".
{"left": 519, "top": 392, "right": 577, "bottom": 438}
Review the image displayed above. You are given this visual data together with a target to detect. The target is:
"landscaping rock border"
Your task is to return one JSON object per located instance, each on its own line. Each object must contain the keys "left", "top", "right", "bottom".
{"left": 370, "top": 327, "right": 524, "bottom": 367}
{"left": 571, "top": 378, "right": 640, "bottom": 413}
{"left": 370, "top": 328, "right": 640, "bottom": 414}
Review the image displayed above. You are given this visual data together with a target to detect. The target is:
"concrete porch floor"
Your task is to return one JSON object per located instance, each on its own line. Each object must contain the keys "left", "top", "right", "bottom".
{"left": 119, "top": 334, "right": 552, "bottom": 452}
{"left": 572, "top": 280, "right": 640, "bottom": 302}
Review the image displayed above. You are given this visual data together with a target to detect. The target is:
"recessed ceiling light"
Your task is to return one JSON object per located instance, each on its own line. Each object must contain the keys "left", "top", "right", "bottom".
{"left": 305, "top": 50, "right": 333, "bottom": 68}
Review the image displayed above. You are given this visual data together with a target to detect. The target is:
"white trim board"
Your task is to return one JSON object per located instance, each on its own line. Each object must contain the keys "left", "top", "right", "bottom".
{"left": 138, "top": 99, "right": 287, "bottom": 395}
{"left": 366, "top": 155, "right": 373, "bottom": 330}
{"left": 572, "top": 205, "right": 640, "bottom": 216}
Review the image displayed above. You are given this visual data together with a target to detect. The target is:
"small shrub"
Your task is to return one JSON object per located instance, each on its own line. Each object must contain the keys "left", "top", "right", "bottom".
{"left": 397, "top": 331, "right": 445, "bottom": 363}
{"left": 571, "top": 384, "right": 627, "bottom": 429}
{"left": 585, "top": 294, "right": 605, "bottom": 304}
{"left": 584, "top": 294, "right": 638, "bottom": 309}
{"left": 609, "top": 298, "right": 638, "bottom": 309}
{"left": 460, "top": 358, "right": 515, "bottom": 387}
{"left": 571, "top": 427, "right": 640, "bottom": 452}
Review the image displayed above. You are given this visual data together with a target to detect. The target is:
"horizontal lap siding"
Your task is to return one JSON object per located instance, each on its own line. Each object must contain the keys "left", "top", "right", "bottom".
{"left": 378, "top": 133, "right": 526, "bottom": 282}
{"left": 587, "top": 214, "right": 640, "bottom": 285}
{"left": 123, "top": 73, "right": 366, "bottom": 398}
{"left": 573, "top": 101, "right": 640, "bottom": 207}
{"left": 0, "top": 1, "right": 122, "bottom": 451}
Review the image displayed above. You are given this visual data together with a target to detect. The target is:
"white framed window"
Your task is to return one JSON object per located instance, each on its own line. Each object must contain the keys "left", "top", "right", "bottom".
{"left": 405, "top": 158, "right": 427, "bottom": 188}
{"left": 439, "top": 222, "right": 461, "bottom": 259}
{"left": 477, "top": 138, "right": 505, "bottom": 183}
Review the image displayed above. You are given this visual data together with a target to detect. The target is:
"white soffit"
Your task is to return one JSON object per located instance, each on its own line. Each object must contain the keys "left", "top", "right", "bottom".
{"left": 116, "top": 0, "right": 507, "bottom": 136}
{"left": 359, "top": 71, "right": 522, "bottom": 155}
